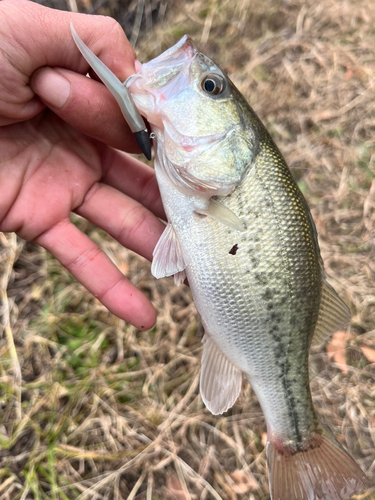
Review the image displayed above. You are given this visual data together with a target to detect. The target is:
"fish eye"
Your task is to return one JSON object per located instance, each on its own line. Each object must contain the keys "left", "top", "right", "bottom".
{"left": 201, "top": 74, "right": 226, "bottom": 95}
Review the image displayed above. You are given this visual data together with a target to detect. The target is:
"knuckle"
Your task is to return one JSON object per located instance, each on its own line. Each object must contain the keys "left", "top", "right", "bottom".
{"left": 96, "top": 275, "right": 123, "bottom": 302}
{"left": 118, "top": 204, "right": 149, "bottom": 243}
{"left": 108, "top": 19, "right": 136, "bottom": 59}
{"left": 141, "top": 175, "right": 161, "bottom": 212}
{"left": 80, "top": 181, "right": 101, "bottom": 207}
{"left": 99, "top": 15, "right": 121, "bottom": 34}
{"left": 67, "top": 245, "right": 102, "bottom": 272}
{"left": 98, "top": 16, "right": 129, "bottom": 44}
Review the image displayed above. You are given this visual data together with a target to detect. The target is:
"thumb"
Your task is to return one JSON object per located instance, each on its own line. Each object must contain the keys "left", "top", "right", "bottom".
{"left": 31, "top": 66, "right": 141, "bottom": 153}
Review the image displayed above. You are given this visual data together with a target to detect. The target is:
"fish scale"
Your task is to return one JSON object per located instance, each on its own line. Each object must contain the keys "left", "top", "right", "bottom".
{"left": 71, "top": 28, "right": 369, "bottom": 500}
{"left": 160, "top": 136, "right": 320, "bottom": 441}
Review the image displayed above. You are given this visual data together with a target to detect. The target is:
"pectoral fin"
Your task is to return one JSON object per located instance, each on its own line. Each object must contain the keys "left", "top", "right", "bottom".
{"left": 151, "top": 222, "right": 186, "bottom": 279}
{"left": 311, "top": 279, "right": 351, "bottom": 347}
{"left": 200, "top": 334, "right": 242, "bottom": 415}
{"left": 195, "top": 199, "right": 245, "bottom": 232}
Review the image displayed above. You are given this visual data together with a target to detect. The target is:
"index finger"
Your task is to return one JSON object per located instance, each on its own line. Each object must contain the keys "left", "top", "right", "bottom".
{"left": 2, "top": 0, "right": 136, "bottom": 80}
{"left": 0, "top": 0, "right": 136, "bottom": 121}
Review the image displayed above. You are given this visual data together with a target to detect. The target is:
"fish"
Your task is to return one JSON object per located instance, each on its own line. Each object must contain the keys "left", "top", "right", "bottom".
{"left": 71, "top": 30, "right": 369, "bottom": 500}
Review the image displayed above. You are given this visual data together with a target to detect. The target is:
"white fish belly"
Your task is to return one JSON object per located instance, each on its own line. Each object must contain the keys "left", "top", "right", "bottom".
{"left": 158, "top": 165, "right": 320, "bottom": 440}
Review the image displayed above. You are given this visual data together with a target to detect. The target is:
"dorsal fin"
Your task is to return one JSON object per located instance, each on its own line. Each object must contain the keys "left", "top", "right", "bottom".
{"left": 311, "top": 279, "right": 351, "bottom": 347}
{"left": 200, "top": 334, "right": 242, "bottom": 415}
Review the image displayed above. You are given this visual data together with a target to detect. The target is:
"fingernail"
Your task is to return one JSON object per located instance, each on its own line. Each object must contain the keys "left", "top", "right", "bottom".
{"left": 33, "top": 68, "right": 71, "bottom": 108}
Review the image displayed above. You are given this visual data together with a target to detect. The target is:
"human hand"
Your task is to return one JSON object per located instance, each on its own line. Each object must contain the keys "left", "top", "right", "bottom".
{"left": 0, "top": 0, "right": 165, "bottom": 330}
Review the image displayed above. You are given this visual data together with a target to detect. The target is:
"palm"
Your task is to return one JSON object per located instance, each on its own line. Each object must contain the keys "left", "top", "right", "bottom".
{"left": 1, "top": 112, "right": 101, "bottom": 239}
{"left": 0, "top": 0, "right": 166, "bottom": 329}
{"left": 0, "top": 110, "right": 165, "bottom": 330}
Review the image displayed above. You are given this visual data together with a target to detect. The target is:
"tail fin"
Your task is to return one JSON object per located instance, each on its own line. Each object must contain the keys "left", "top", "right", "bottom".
{"left": 266, "top": 430, "right": 368, "bottom": 500}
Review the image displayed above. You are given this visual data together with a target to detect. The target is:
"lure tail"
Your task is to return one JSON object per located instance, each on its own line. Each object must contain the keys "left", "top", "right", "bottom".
{"left": 266, "top": 429, "right": 368, "bottom": 500}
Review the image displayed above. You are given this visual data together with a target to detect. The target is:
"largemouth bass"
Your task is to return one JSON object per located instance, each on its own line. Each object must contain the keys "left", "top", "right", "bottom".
{"left": 72, "top": 31, "right": 369, "bottom": 500}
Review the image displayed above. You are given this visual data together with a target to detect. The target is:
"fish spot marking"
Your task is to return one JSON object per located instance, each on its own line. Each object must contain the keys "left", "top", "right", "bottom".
{"left": 263, "top": 288, "right": 273, "bottom": 300}
{"left": 229, "top": 244, "right": 238, "bottom": 255}
{"left": 254, "top": 273, "right": 268, "bottom": 286}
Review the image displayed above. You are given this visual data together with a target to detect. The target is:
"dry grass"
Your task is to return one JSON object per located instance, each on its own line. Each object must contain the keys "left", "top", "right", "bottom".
{"left": 1, "top": 0, "right": 375, "bottom": 498}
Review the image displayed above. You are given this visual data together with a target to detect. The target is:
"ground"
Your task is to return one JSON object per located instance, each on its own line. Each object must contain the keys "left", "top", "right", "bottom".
{"left": 0, "top": 0, "right": 374, "bottom": 498}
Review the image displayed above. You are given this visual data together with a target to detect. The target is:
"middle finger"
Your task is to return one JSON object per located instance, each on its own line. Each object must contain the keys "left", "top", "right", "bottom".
{"left": 75, "top": 182, "right": 165, "bottom": 262}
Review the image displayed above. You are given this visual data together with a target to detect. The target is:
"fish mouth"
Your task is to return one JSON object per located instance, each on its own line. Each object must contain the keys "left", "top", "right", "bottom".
{"left": 127, "top": 35, "right": 197, "bottom": 90}
{"left": 126, "top": 35, "right": 199, "bottom": 128}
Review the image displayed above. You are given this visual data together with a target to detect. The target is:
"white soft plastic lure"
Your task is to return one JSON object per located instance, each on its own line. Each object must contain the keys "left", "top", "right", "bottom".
{"left": 71, "top": 28, "right": 369, "bottom": 500}
{"left": 70, "top": 23, "right": 151, "bottom": 159}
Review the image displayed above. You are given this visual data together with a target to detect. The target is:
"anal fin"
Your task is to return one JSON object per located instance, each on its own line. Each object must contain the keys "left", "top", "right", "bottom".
{"left": 200, "top": 334, "right": 242, "bottom": 415}
{"left": 151, "top": 222, "right": 186, "bottom": 279}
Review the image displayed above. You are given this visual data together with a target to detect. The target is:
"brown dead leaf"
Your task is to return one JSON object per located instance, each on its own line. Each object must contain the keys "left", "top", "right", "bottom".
{"left": 344, "top": 65, "right": 365, "bottom": 80}
{"left": 360, "top": 346, "right": 375, "bottom": 363}
{"left": 229, "top": 470, "right": 258, "bottom": 494}
{"left": 261, "top": 432, "right": 267, "bottom": 447}
{"left": 313, "top": 110, "right": 335, "bottom": 121}
{"left": 166, "top": 475, "right": 188, "bottom": 500}
{"left": 326, "top": 331, "right": 352, "bottom": 374}
{"left": 119, "top": 262, "right": 129, "bottom": 274}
